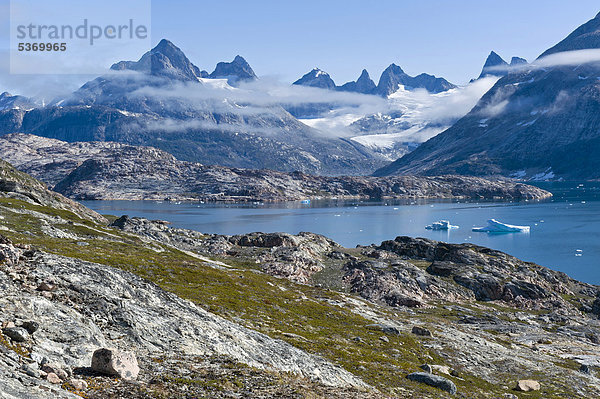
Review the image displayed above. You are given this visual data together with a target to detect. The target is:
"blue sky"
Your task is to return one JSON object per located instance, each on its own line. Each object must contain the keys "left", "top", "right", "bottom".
{"left": 148, "top": 0, "right": 600, "bottom": 84}
{"left": 0, "top": 0, "right": 599, "bottom": 87}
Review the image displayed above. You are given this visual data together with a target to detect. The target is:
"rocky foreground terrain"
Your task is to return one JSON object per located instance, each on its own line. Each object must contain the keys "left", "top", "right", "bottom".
{"left": 0, "top": 134, "right": 551, "bottom": 202}
{"left": 0, "top": 158, "right": 598, "bottom": 398}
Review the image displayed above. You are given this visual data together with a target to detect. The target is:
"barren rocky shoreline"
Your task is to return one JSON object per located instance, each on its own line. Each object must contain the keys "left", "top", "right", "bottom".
{"left": 0, "top": 157, "right": 596, "bottom": 398}
{"left": 0, "top": 134, "right": 551, "bottom": 202}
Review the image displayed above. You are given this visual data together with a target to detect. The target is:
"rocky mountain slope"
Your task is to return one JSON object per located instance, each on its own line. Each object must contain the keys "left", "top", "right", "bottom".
{"left": 0, "top": 40, "right": 386, "bottom": 176}
{"left": 374, "top": 11, "right": 600, "bottom": 180}
{"left": 0, "top": 156, "right": 105, "bottom": 224}
{"left": 0, "top": 134, "right": 551, "bottom": 202}
{"left": 0, "top": 158, "right": 597, "bottom": 398}
{"left": 0, "top": 93, "right": 35, "bottom": 112}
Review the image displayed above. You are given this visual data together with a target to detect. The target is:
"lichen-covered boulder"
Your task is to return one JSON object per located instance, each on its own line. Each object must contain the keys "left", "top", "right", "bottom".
{"left": 91, "top": 348, "right": 140, "bottom": 380}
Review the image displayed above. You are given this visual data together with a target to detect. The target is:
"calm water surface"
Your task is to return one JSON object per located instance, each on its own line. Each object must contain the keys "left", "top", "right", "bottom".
{"left": 82, "top": 182, "right": 600, "bottom": 284}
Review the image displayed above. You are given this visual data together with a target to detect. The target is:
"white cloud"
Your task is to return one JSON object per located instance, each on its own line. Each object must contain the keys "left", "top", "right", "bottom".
{"left": 535, "top": 49, "right": 600, "bottom": 68}
{"left": 485, "top": 49, "right": 600, "bottom": 75}
{"left": 391, "top": 76, "right": 499, "bottom": 125}
{"left": 302, "top": 76, "right": 499, "bottom": 141}
{"left": 0, "top": 62, "right": 498, "bottom": 145}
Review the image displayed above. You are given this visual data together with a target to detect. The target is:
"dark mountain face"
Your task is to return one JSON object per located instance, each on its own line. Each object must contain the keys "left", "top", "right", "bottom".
{"left": 1, "top": 40, "right": 386, "bottom": 176}
{"left": 209, "top": 55, "right": 257, "bottom": 85}
{"left": 374, "top": 64, "right": 406, "bottom": 97}
{"left": 374, "top": 64, "right": 455, "bottom": 96}
{"left": 374, "top": 12, "right": 600, "bottom": 180}
{"left": 478, "top": 51, "right": 508, "bottom": 79}
{"left": 338, "top": 70, "right": 377, "bottom": 94}
{"left": 475, "top": 52, "right": 527, "bottom": 80}
{"left": 110, "top": 39, "right": 206, "bottom": 82}
{"left": 293, "top": 69, "right": 337, "bottom": 90}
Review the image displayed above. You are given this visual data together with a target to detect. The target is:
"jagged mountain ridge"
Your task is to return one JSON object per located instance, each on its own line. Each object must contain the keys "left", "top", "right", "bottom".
{"left": 293, "top": 64, "right": 456, "bottom": 96}
{"left": 0, "top": 40, "right": 388, "bottom": 176}
{"left": 110, "top": 39, "right": 209, "bottom": 81}
{"left": 208, "top": 55, "right": 258, "bottom": 85}
{"left": 477, "top": 51, "right": 528, "bottom": 79}
{"left": 374, "top": 64, "right": 456, "bottom": 96}
{"left": 478, "top": 51, "right": 508, "bottom": 79}
{"left": 338, "top": 69, "right": 377, "bottom": 94}
{"left": 374, "top": 11, "right": 600, "bottom": 180}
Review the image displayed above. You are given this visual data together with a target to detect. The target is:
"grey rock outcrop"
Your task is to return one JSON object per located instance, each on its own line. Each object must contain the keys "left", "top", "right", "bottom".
{"left": 0, "top": 134, "right": 552, "bottom": 202}
{"left": 0, "top": 157, "right": 106, "bottom": 224}
{"left": 0, "top": 239, "right": 367, "bottom": 399}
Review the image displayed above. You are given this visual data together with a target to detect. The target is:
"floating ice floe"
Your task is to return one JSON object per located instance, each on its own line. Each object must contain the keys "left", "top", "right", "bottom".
{"left": 426, "top": 220, "right": 459, "bottom": 231}
{"left": 472, "top": 219, "right": 530, "bottom": 233}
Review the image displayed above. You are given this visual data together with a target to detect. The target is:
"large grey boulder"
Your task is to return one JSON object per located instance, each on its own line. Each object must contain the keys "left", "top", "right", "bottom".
{"left": 516, "top": 379, "right": 540, "bottom": 392}
{"left": 407, "top": 372, "right": 457, "bottom": 394}
{"left": 91, "top": 348, "right": 140, "bottom": 380}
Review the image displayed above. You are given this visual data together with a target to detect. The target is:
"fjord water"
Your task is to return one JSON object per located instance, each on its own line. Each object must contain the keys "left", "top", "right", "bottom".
{"left": 82, "top": 182, "right": 600, "bottom": 284}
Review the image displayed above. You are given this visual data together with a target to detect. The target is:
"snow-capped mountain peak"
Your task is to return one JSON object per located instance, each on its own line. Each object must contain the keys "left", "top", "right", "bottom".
{"left": 110, "top": 39, "right": 207, "bottom": 81}
{"left": 293, "top": 68, "right": 336, "bottom": 89}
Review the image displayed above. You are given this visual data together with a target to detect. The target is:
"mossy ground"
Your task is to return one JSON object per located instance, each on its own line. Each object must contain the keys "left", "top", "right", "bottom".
{"left": 0, "top": 196, "right": 588, "bottom": 398}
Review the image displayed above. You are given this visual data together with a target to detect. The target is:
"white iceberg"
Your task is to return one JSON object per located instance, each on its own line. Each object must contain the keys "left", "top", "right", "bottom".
{"left": 472, "top": 219, "right": 530, "bottom": 233}
{"left": 425, "top": 220, "right": 459, "bottom": 230}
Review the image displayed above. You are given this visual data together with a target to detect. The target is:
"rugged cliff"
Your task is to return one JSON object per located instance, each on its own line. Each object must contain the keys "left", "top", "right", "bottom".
{"left": 0, "top": 134, "right": 551, "bottom": 202}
